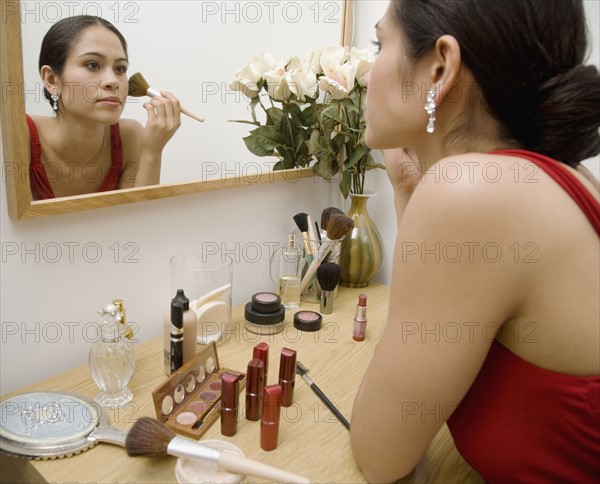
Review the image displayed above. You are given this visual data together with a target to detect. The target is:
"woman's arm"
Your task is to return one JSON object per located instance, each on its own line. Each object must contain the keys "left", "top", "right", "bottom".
{"left": 119, "top": 91, "right": 181, "bottom": 188}
{"left": 350, "top": 154, "right": 532, "bottom": 482}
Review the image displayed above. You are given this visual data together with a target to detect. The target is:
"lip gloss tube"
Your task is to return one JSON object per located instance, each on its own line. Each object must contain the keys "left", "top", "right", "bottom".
{"left": 261, "top": 384, "right": 282, "bottom": 451}
{"left": 246, "top": 358, "right": 264, "bottom": 421}
{"left": 253, "top": 342, "right": 269, "bottom": 385}
{"left": 220, "top": 372, "right": 240, "bottom": 436}
{"left": 278, "top": 348, "right": 297, "bottom": 407}
{"left": 353, "top": 293, "right": 368, "bottom": 342}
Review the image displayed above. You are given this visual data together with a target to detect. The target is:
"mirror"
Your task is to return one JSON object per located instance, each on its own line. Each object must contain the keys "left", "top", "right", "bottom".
{"left": 1, "top": 0, "right": 353, "bottom": 219}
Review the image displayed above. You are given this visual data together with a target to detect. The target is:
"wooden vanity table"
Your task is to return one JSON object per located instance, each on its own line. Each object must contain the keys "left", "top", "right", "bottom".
{"left": 1, "top": 284, "right": 481, "bottom": 483}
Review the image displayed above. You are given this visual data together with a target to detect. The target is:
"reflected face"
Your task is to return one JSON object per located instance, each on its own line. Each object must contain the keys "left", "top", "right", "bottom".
{"left": 364, "top": 7, "right": 428, "bottom": 150}
{"left": 54, "top": 26, "right": 129, "bottom": 124}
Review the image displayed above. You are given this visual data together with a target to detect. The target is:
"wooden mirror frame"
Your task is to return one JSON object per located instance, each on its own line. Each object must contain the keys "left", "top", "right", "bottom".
{"left": 1, "top": 0, "right": 353, "bottom": 220}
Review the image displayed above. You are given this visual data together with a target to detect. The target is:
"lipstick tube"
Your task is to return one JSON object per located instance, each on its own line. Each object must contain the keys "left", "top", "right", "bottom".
{"left": 352, "top": 293, "right": 368, "bottom": 342}
{"left": 261, "top": 384, "right": 282, "bottom": 451}
{"left": 253, "top": 342, "right": 269, "bottom": 385}
{"left": 220, "top": 372, "right": 240, "bottom": 436}
{"left": 278, "top": 348, "right": 297, "bottom": 407}
{"left": 246, "top": 358, "right": 264, "bottom": 421}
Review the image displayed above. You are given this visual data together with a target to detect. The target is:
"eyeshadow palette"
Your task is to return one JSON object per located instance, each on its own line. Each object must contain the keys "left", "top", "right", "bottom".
{"left": 152, "top": 342, "right": 245, "bottom": 439}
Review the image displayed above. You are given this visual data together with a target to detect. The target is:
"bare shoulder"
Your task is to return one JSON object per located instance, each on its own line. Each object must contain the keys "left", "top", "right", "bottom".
{"left": 118, "top": 118, "right": 143, "bottom": 138}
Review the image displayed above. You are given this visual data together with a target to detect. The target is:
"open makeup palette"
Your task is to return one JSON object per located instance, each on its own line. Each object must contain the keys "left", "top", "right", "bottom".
{"left": 152, "top": 342, "right": 245, "bottom": 439}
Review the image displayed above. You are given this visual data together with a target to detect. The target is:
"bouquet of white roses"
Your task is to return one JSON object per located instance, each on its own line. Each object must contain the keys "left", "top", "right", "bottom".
{"left": 230, "top": 45, "right": 384, "bottom": 198}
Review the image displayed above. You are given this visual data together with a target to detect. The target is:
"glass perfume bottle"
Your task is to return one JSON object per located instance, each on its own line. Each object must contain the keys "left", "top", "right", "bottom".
{"left": 89, "top": 301, "right": 135, "bottom": 407}
{"left": 270, "top": 234, "right": 302, "bottom": 309}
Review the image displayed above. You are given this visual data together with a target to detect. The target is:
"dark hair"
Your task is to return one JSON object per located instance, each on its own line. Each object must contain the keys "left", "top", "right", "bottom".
{"left": 39, "top": 15, "right": 128, "bottom": 112}
{"left": 393, "top": 0, "right": 600, "bottom": 166}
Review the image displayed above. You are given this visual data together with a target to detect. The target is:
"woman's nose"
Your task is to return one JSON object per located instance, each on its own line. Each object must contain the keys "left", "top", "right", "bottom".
{"left": 102, "top": 71, "right": 120, "bottom": 90}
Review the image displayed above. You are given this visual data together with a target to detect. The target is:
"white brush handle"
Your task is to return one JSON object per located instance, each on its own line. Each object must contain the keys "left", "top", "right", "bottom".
{"left": 168, "top": 436, "right": 310, "bottom": 483}
{"left": 146, "top": 87, "right": 204, "bottom": 123}
{"left": 218, "top": 451, "right": 311, "bottom": 483}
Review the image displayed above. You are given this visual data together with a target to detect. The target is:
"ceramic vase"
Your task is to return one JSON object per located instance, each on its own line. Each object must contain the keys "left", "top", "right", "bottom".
{"left": 339, "top": 193, "right": 384, "bottom": 288}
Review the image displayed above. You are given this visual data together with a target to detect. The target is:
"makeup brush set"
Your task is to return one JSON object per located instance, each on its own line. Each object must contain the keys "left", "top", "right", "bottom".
{"left": 292, "top": 208, "right": 354, "bottom": 314}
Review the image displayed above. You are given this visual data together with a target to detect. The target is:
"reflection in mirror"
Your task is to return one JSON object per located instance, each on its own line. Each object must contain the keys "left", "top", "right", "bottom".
{"left": 1, "top": 0, "right": 352, "bottom": 219}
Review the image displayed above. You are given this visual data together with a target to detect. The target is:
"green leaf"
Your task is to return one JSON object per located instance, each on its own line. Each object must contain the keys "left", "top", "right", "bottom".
{"left": 340, "top": 170, "right": 352, "bottom": 199}
{"left": 242, "top": 126, "right": 281, "bottom": 157}
{"left": 315, "top": 153, "right": 337, "bottom": 180}
{"left": 347, "top": 144, "right": 368, "bottom": 169}
{"left": 265, "top": 106, "right": 284, "bottom": 126}
{"left": 301, "top": 105, "right": 316, "bottom": 125}
{"left": 228, "top": 119, "right": 261, "bottom": 126}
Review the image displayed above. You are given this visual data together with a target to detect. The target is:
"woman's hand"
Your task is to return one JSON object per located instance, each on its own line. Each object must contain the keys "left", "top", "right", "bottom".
{"left": 141, "top": 90, "right": 181, "bottom": 152}
{"left": 382, "top": 147, "right": 423, "bottom": 197}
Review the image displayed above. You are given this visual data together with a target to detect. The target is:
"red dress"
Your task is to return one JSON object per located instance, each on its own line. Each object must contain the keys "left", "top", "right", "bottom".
{"left": 26, "top": 114, "right": 123, "bottom": 200}
{"left": 447, "top": 150, "right": 600, "bottom": 483}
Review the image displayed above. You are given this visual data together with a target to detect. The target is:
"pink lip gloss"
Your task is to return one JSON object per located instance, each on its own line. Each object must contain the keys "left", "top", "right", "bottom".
{"left": 353, "top": 293, "right": 367, "bottom": 342}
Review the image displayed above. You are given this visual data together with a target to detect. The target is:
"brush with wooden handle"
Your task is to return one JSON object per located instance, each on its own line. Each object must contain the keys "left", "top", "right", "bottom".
{"left": 299, "top": 214, "right": 354, "bottom": 294}
{"left": 125, "top": 417, "right": 310, "bottom": 483}
{"left": 128, "top": 72, "right": 204, "bottom": 123}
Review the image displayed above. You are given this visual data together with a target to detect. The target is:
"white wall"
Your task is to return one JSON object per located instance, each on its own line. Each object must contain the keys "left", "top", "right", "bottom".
{"left": 2, "top": 0, "right": 599, "bottom": 395}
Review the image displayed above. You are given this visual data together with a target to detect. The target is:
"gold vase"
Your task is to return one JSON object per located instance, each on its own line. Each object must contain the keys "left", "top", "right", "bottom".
{"left": 339, "top": 193, "right": 384, "bottom": 288}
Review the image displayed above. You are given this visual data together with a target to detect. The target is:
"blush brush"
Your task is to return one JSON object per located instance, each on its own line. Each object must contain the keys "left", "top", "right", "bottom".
{"left": 125, "top": 417, "right": 310, "bottom": 483}
{"left": 320, "top": 207, "right": 345, "bottom": 237}
{"left": 316, "top": 263, "right": 341, "bottom": 314}
{"left": 128, "top": 72, "right": 204, "bottom": 123}
{"left": 300, "top": 214, "right": 353, "bottom": 294}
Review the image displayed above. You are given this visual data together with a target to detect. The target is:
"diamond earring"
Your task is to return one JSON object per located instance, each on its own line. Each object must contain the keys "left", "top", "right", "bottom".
{"left": 51, "top": 92, "right": 59, "bottom": 111}
{"left": 424, "top": 88, "right": 436, "bottom": 134}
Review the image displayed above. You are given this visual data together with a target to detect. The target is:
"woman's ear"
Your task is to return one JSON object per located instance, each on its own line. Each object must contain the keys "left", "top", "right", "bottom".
{"left": 430, "top": 35, "right": 462, "bottom": 105}
{"left": 40, "top": 65, "right": 60, "bottom": 94}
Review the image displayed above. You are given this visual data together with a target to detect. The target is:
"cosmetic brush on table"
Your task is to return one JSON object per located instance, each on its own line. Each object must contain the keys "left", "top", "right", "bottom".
{"left": 128, "top": 72, "right": 204, "bottom": 123}
{"left": 126, "top": 417, "right": 310, "bottom": 483}
{"left": 299, "top": 214, "right": 354, "bottom": 294}
{"left": 293, "top": 212, "right": 314, "bottom": 261}
{"left": 296, "top": 361, "right": 350, "bottom": 430}
{"left": 316, "top": 263, "right": 341, "bottom": 314}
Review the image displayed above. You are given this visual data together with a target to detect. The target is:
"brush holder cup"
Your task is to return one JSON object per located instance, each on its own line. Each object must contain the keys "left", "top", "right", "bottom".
{"left": 170, "top": 253, "right": 233, "bottom": 344}
{"left": 298, "top": 236, "right": 343, "bottom": 304}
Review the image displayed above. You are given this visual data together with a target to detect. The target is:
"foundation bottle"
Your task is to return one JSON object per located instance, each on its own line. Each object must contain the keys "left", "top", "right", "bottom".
{"left": 164, "top": 289, "right": 197, "bottom": 375}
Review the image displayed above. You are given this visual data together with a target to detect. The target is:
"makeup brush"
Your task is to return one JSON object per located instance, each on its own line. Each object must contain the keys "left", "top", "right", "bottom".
{"left": 300, "top": 214, "right": 354, "bottom": 293}
{"left": 316, "top": 263, "right": 341, "bottom": 314}
{"left": 128, "top": 72, "right": 204, "bottom": 123}
{"left": 125, "top": 417, "right": 310, "bottom": 483}
{"left": 321, "top": 207, "right": 345, "bottom": 235}
{"left": 292, "top": 212, "right": 314, "bottom": 258}
{"left": 296, "top": 361, "right": 350, "bottom": 430}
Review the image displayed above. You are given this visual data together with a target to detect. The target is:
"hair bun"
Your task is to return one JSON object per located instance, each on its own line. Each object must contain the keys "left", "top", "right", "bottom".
{"left": 521, "top": 65, "right": 600, "bottom": 166}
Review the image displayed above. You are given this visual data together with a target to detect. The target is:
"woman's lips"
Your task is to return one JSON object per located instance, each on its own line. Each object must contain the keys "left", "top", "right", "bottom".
{"left": 97, "top": 97, "right": 121, "bottom": 106}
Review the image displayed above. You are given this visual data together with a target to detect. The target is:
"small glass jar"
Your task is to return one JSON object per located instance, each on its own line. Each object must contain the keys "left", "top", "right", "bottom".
{"left": 88, "top": 303, "right": 135, "bottom": 407}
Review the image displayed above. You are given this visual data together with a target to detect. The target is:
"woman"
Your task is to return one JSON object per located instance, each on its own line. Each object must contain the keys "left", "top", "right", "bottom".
{"left": 350, "top": 1, "right": 599, "bottom": 482}
{"left": 28, "top": 16, "right": 181, "bottom": 200}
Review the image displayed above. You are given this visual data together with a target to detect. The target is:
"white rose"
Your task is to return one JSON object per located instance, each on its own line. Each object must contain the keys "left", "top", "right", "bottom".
{"left": 350, "top": 47, "right": 376, "bottom": 87}
{"left": 319, "top": 45, "right": 349, "bottom": 76}
{"left": 318, "top": 59, "right": 358, "bottom": 100}
{"left": 304, "top": 48, "right": 323, "bottom": 74}
{"left": 264, "top": 66, "right": 290, "bottom": 101}
{"left": 287, "top": 70, "right": 318, "bottom": 101}
{"left": 230, "top": 53, "right": 276, "bottom": 98}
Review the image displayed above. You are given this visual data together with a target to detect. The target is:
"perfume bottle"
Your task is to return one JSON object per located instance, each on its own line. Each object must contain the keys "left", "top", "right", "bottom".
{"left": 89, "top": 301, "right": 135, "bottom": 407}
{"left": 271, "top": 234, "right": 302, "bottom": 309}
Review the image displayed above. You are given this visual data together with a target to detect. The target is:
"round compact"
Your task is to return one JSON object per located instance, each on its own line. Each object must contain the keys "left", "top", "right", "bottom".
{"left": 251, "top": 292, "right": 281, "bottom": 313}
{"left": 175, "top": 439, "right": 245, "bottom": 483}
{"left": 293, "top": 310, "right": 323, "bottom": 332}
{"left": 244, "top": 302, "right": 285, "bottom": 325}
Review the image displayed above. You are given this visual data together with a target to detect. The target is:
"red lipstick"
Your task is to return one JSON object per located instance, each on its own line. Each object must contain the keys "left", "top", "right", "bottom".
{"left": 352, "top": 293, "right": 368, "bottom": 342}
{"left": 260, "top": 384, "right": 282, "bottom": 451}
{"left": 253, "top": 342, "right": 269, "bottom": 384}
{"left": 245, "top": 358, "right": 264, "bottom": 421}
{"left": 220, "top": 372, "right": 240, "bottom": 436}
{"left": 278, "top": 348, "right": 296, "bottom": 407}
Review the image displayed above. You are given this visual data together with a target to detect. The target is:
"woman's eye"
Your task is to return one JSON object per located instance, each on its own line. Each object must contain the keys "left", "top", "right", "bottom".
{"left": 115, "top": 65, "right": 128, "bottom": 74}
{"left": 370, "top": 39, "right": 381, "bottom": 54}
{"left": 86, "top": 61, "right": 100, "bottom": 70}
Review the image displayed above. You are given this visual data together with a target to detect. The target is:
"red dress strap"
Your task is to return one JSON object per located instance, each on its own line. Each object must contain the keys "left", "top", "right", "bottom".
{"left": 490, "top": 149, "right": 600, "bottom": 235}
{"left": 26, "top": 114, "right": 55, "bottom": 200}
